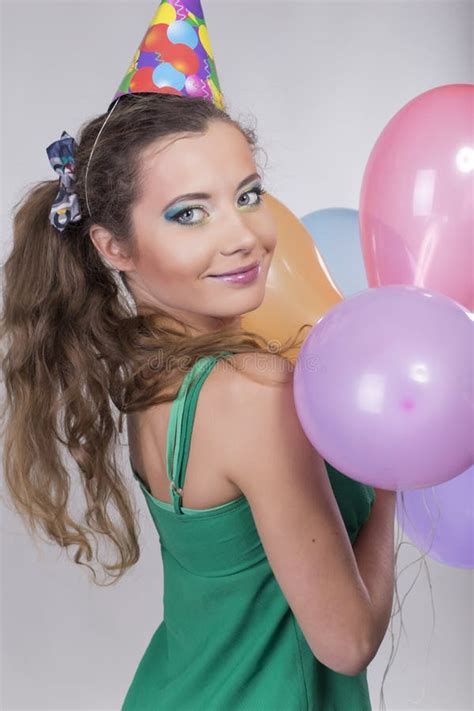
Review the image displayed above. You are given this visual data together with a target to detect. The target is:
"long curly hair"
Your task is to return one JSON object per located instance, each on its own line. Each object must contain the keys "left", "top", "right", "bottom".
{"left": 0, "top": 93, "right": 310, "bottom": 586}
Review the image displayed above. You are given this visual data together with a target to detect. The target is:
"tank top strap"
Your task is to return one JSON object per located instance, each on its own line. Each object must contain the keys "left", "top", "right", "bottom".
{"left": 166, "top": 350, "right": 234, "bottom": 514}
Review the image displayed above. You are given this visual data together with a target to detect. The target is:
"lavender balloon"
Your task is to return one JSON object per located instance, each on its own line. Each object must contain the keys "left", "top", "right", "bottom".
{"left": 293, "top": 285, "right": 473, "bottom": 490}
{"left": 397, "top": 465, "right": 473, "bottom": 568}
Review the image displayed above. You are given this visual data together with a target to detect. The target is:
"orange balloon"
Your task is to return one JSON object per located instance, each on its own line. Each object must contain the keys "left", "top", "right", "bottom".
{"left": 141, "top": 24, "right": 171, "bottom": 53}
{"left": 242, "top": 194, "right": 343, "bottom": 363}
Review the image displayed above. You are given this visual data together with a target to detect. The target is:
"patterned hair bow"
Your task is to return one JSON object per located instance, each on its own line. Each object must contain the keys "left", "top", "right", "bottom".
{"left": 46, "top": 130, "right": 82, "bottom": 232}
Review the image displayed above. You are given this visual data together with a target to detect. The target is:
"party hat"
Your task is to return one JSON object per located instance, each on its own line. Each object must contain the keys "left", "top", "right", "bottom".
{"left": 110, "top": 0, "right": 225, "bottom": 110}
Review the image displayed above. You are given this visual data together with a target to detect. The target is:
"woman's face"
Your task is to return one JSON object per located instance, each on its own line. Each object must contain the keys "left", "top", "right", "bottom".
{"left": 124, "top": 120, "right": 277, "bottom": 335}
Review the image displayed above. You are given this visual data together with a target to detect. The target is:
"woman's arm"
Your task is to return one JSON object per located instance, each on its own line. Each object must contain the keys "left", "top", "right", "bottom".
{"left": 352, "top": 488, "right": 397, "bottom": 665}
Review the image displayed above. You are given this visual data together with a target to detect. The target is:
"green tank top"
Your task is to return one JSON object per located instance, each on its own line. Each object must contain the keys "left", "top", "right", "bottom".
{"left": 122, "top": 352, "right": 376, "bottom": 710}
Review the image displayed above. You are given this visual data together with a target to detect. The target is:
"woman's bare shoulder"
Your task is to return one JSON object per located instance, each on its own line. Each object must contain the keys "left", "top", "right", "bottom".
{"left": 212, "top": 351, "right": 294, "bottom": 391}
{"left": 205, "top": 351, "right": 296, "bottom": 457}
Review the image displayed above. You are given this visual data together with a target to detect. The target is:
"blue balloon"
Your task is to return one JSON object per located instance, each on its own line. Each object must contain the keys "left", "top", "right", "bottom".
{"left": 152, "top": 62, "right": 186, "bottom": 91}
{"left": 300, "top": 208, "right": 368, "bottom": 298}
{"left": 167, "top": 20, "right": 199, "bottom": 49}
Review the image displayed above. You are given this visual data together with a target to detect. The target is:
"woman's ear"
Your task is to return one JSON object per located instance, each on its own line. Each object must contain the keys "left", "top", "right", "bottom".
{"left": 88, "top": 224, "right": 135, "bottom": 273}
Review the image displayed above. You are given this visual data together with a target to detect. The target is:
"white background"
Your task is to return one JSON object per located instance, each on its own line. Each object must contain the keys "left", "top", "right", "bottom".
{"left": 1, "top": 1, "right": 472, "bottom": 709}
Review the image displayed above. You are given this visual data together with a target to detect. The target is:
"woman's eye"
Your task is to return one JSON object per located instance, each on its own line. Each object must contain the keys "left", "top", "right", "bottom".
{"left": 171, "top": 186, "right": 266, "bottom": 226}
{"left": 238, "top": 186, "right": 266, "bottom": 208}
{"left": 174, "top": 207, "right": 207, "bottom": 225}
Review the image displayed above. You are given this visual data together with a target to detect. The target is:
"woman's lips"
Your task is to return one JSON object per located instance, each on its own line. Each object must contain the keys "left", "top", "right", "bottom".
{"left": 208, "top": 263, "right": 261, "bottom": 284}
{"left": 209, "top": 260, "right": 260, "bottom": 277}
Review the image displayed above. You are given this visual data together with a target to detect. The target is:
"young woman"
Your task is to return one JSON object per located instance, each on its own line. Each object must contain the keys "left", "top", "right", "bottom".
{"left": 1, "top": 91, "right": 396, "bottom": 709}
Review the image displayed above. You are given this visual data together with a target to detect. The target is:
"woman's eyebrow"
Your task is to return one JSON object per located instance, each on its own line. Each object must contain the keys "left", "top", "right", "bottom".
{"left": 162, "top": 172, "right": 261, "bottom": 212}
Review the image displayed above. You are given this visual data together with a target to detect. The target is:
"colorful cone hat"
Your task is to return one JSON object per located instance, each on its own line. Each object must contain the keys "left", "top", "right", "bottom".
{"left": 110, "top": 0, "right": 225, "bottom": 111}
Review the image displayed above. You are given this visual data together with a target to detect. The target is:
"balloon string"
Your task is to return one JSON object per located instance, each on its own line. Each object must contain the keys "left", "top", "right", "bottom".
{"left": 377, "top": 490, "right": 438, "bottom": 710}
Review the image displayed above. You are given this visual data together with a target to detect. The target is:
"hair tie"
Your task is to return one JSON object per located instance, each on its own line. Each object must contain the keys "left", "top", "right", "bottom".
{"left": 46, "top": 130, "right": 82, "bottom": 232}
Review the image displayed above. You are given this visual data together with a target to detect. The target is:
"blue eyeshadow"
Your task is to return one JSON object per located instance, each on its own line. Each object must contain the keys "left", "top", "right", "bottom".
{"left": 163, "top": 182, "right": 263, "bottom": 221}
{"left": 163, "top": 205, "right": 188, "bottom": 220}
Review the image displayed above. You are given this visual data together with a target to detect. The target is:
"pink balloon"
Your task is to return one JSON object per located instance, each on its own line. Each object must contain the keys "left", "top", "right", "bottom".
{"left": 397, "top": 465, "right": 473, "bottom": 568}
{"left": 359, "top": 84, "right": 474, "bottom": 312}
{"left": 293, "top": 285, "right": 473, "bottom": 491}
{"left": 184, "top": 74, "right": 203, "bottom": 97}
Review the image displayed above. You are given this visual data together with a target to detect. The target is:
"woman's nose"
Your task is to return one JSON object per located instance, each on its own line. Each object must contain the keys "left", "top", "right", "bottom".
{"left": 219, "top": 209, "right": 260, "bottom": 254}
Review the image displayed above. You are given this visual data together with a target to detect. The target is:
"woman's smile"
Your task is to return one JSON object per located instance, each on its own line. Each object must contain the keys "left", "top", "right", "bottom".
{"left": 207, "top": 260, "right": 262, "bottom": 284}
